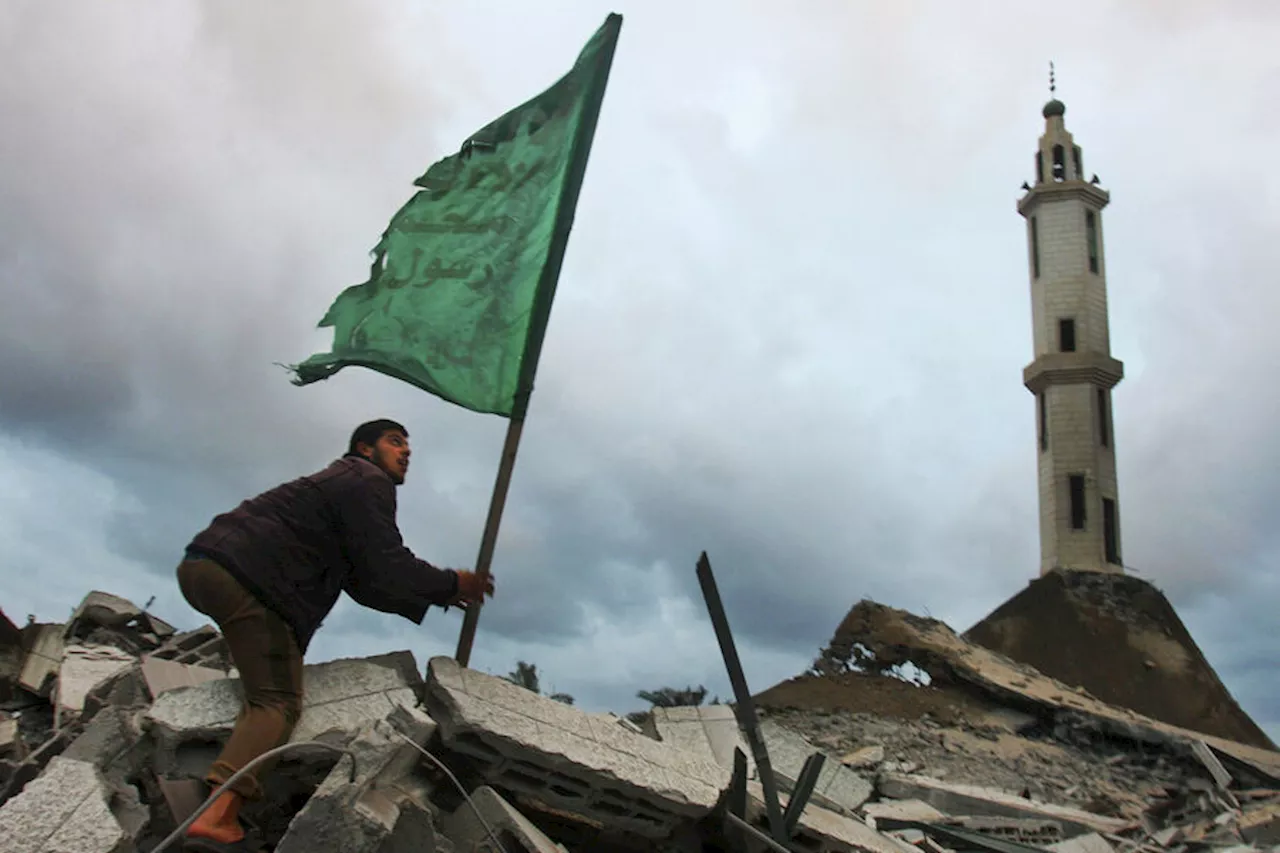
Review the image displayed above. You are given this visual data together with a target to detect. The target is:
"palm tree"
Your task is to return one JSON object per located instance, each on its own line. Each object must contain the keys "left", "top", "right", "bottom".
{"left": 505, "top": 660, "right": 574, "bottom": 705}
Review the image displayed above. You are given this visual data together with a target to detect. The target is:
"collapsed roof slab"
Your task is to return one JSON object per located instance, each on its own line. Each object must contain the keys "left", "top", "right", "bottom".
{"left": 424, "top": 655, "right": 728, "bottom": 841}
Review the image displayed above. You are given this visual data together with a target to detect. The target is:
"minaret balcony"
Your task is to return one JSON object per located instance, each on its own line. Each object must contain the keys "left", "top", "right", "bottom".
{"left": 1018, "top": 181, "right": 1111, "bottom": 216}
{"left": 1023, "top": 351, "right": 1124, "bottom": 393}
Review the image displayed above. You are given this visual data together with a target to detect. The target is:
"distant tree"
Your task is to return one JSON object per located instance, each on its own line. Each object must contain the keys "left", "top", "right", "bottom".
{"left": 636, "top": 685, "right": 708, "bottom": 708}
{"left": 505, "top": 660, "right": 574, "bottom": 705}
{"left": 506, "top": 661, "right": 541, "bottom": 694}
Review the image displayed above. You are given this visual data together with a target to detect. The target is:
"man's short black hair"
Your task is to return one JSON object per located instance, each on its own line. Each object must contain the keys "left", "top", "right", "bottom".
{"left": 348, "top": 419, "right": 408, "bottom": 455}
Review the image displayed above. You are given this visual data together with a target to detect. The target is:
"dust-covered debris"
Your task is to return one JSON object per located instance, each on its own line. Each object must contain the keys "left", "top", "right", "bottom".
{"left": 1, "top": 587, "right": 1277, "bottom": 853}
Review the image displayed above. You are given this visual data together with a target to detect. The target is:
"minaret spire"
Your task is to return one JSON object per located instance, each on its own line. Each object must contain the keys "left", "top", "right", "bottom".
{"left": 1016, "top": 90, "right": 1125, "bottom": 577}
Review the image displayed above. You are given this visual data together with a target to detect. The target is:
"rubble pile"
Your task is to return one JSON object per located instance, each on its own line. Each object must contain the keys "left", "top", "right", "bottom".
{"left": 962, "top": 570, "right": 1275, "bottom": 750}
{"left": 1, "top": 591, "right": 1277, "bottom": 853}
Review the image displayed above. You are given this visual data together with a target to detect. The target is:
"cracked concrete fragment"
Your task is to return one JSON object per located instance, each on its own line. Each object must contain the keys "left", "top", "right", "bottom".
{"left": 276, "top": 704, "right": 440, "bottom": 853}
{"left": 56, "top": 644, "right": 137, "bottom": 713}
{"left": 442, "top": 785, "right": 568, "bottom": 853}
{"left": 0, "top": 755, "right": 146, "bottom": 853}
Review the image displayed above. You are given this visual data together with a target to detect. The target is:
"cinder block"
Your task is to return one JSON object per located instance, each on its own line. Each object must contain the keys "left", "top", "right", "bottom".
{"left": 424, "top": 656, "right": 727, "bottom": 839}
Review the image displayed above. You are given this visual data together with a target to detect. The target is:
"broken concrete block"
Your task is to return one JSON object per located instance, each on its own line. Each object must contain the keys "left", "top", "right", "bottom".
{"left": 139, "top": 655, "right": 226, "bottom": 699}
{"left": 55, "top": 644, "right": 137, "bottom": 713}
{"left": 0, "top": 716, "right": 20, "bottom": 760}
{"left": 81, "top": 664, "right": 151, "bottom": 722}
{"left": 760, "top": 719, "right": 873, "bottom": 814}
{"left": 744, "top": 780, "right": 917, "bottom": 853}
{"left": 150, "top": 624, "right": 231, "bottom": 669}
{"left": 876, "top": 773, "right": 1131, "bottom": 837}
{"left": 66, "top": 591, "right": 143, "bottom": 636}
{"left": 145, "top": 652, "right": 423, "bottom": 774}
{"left": 0, "top": 728, "right": 76, "bottom": 808}
{"left": 841, "top": 745, "right": 886, "bottom": 769}
{"left": 424, "top": 656, "right": 727, "bottom": 839}
{"left": 17, "top": 624, "right": 65, "bottom": 696}
{"left": 953, "top": 815, "right": 1064, "bottom": 845}
{"left": 861, "top": 799, "right": 948, "bottom": 824}
{"left": 1048, "top": 832, "right": 1115, "bottom": 853}
{"left": 0, "top": 755, "right": 147, "bottom": 852}
{"left": 651, "top": 705, "right": 748, "bottom": 774}
{"left": 276, "top": 704, "right": 440, "bottom": 853}
{"left": 62, "top": 706, "right": 149, "bottom": 790}
{"left": 442, "top": 785, "right": 567, "bottom": 853}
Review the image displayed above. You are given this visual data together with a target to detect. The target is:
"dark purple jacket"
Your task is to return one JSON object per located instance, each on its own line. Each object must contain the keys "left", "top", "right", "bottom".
{"left": 186, "top": 454, "right": 459, "bottom": 652}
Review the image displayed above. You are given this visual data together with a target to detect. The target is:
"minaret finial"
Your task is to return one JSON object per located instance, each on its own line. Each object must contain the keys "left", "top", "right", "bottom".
{"left": 1049, "top": 61, "right": 1056, "bottom": 95}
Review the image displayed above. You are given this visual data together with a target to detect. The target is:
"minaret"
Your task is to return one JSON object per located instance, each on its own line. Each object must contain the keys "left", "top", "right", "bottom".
{"left": 1018, "top": 66, "right": 1124, "bottom": 576}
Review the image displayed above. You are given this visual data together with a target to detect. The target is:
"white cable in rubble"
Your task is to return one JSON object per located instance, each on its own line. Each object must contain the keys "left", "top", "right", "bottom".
{"left": 147, "top": 741, "right": 358, "bottom": 853}
{"left": 144, "top": 734, "right": 508, "bottom": 853}
{"left": 393, "top": 730, "right": 509, "bottom": 853}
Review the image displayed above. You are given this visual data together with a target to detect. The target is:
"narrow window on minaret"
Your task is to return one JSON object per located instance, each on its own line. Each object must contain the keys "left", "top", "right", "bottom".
{"left": 1030, "top": 218, "right": 1041, "bottom": 278}
{"left": 1038, "top": 392, "right": 1048, "bottom": 451}
{"left": 1058, "top": 318, "right": 1076, "bottom": 352}
{"left": 1103, "top": 498, "right": 1120, "bottom": 564}
{"left": 1085, "top": 210, "right": 1099, "bottom": 272}
{"left": 1097, "top": 388, "right": 1110, "bottom": 447}
{"left": 1052, "top": 145, "right": 1065, "bottom": 181}
{"left": 1069, "top": 474, "right": 1086, "bottom": 529}
{"left": 1073, "top": 146, "right": 1083, "bottom": 180}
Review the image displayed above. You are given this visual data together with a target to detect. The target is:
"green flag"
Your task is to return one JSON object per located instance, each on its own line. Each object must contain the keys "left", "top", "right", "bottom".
{"left": 290, "top": 14, "right": 621, "bottom": 417}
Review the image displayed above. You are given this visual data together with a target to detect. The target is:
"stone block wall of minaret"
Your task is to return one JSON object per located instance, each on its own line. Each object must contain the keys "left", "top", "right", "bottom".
{"left": 1019, "top": 96, "right": 1124, "bottom": 577}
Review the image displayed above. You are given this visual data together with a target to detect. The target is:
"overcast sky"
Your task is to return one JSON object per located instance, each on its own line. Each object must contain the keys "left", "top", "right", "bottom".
{"left": 2, "top": 2, "right": 1277, "bottom": 741}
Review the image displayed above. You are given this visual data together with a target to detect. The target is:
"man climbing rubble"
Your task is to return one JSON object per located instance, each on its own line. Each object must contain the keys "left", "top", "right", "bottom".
{"left": 174, "top": 418, "right": 494, "bottom": 852}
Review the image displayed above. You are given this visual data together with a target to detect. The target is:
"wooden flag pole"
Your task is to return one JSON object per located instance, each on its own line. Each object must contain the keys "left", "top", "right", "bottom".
{"left": 451, "top": 13, "right": 621, "bottom": 668}
{"left": 454, "top": 412, "right": 525, "bottom": 667}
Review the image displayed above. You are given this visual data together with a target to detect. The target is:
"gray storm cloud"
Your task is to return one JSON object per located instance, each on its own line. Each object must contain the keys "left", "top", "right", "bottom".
{"left": 1, "top": 1, "right": 1277, "bottom": 736}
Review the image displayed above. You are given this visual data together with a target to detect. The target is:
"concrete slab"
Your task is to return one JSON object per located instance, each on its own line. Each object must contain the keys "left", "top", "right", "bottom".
{"left": 651, "top": 705, "right": 748, "bottom": 775}
{"left": 425, "top": 656, "right": 727, "bottom": 839}
{"left": 760, "top": 719, "right": 873, "bottom": 814}
{"left": 139, "top": 655, "right": 226, "bottom": 699}
{"left": 442, "top": 785, "right": 568, "bottom": 853}
{"left": 17, "top": 625, "right": 65, "bottom": 696}
{"left": 56, "top": 645, "right": 137, "bottom": 713}
{"left": 145, "top": 652, "right": 423, "bottom": 757}
{"left": 744, "top": 780, "right": 918, "bottom": 853}
{"left": 0, "top": 755, "right": 146, "bottom": 853}
{"left": 876, "top": 773, "right": 1131, "bottom": 837}
{"left": 276, "top": 704, "right": 440, "bottom": 853}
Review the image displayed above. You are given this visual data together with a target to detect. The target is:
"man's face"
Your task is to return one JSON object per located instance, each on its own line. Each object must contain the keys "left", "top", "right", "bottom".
{"left": 361, "top": 430, "right": 411, "bottom": 485}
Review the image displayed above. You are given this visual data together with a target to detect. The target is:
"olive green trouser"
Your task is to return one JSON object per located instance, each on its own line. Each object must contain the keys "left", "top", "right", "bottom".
{"left": 176, "top": 556, "right": 303, "bottom": 801}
